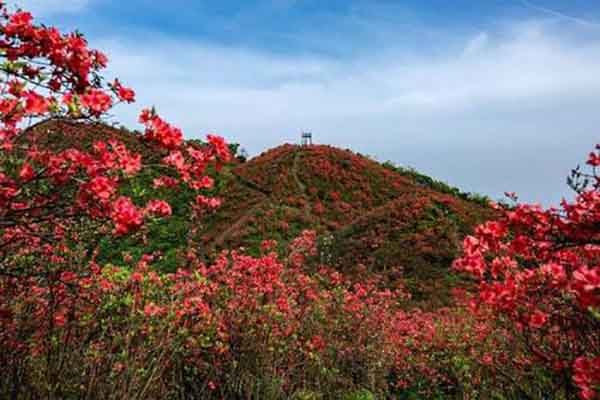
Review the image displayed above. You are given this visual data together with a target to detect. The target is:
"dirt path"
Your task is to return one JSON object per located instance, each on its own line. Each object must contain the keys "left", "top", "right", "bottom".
{"left": 292, "top": 149, "right": 312, "bottom": 217}
{"left": 292, "top": 150, "right": 306, "bottom": 194}
{"left": 211, "top": 148, "right": 312, "bottom": 251}
{"left": 212, "top": 203, "right": 263, "bottom": 248}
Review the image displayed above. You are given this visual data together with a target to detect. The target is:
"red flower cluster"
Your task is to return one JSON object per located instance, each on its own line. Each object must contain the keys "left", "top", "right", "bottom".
{"left": 196, "top": 195, "right": 222, "bottom": 209}
{"left": 84, "top": 175, "right": 117, "bottom": 201}
{"left": 588, "top": 145, "right": 600, "bottom": 167}
{"left": 111, "top": 196, "right": 143, "bottom": 235}
{"left": 574, "top": 357, "right": 600, "bottom": 400}
{"left": 1, "top": 2, "right": 598, "bottom": 399}
{"left": 18, "top": 162, "right": 35, "bottom": 181}
{"left": 81, "top": 89, "right": 113, "bottom": 115}
{"left": 207, "top": 134, "right": 231, "bottom": 162}
{"left": 93, "top": 139, "right": 142, "bottom": 176}
{"left": 112, "top": 79, "right": 135, "bottom": 103}
{"left": 24, "top": 91, "right": 50, "bottom": 114}
{"left": 145, "top": 199, "right": 172, "bottom": 217}
{"left": 139, "top": 108, "right": 183, "bottom": 149}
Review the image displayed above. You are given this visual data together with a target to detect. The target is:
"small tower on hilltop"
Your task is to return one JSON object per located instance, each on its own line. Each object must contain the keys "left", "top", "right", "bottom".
{"left": 301, "top": 131, "right": 313, "bottom": 146}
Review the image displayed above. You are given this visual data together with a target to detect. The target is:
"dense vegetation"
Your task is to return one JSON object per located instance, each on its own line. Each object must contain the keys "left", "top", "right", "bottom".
{"left": 0, "top": 4, "right": 599, "bottom": 399}
{"left": 194, "top": 143, "right": 495, "bottom": 307}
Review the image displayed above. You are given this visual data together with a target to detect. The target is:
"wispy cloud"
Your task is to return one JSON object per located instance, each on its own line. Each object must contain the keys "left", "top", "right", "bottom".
{"left": 520, "top": 0, "right": 600, "bottom": 28}
{"left": 94, "top": 19, "right": 600, "bottom": 206}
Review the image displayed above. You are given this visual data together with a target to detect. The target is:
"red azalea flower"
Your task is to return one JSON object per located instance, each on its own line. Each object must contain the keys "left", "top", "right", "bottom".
{"left": 196, "top": 195, "right": 221, "bottom": 209}
{"left": 113, "top": 79, "right": 135, "bottom": 103}
{"left": 144, "top": 302, "right": 164, "bottom": 317}
{"left": 81, "top": 89, "right": 113, "bottom": 115}
{"left": 24, "top": 91, "right": 49, "bottom": 114}
{"left": 18, "top": 162, "right": 35, "bottom": 181}
{"left": 145, "top": 199, "right": 172, "bottom": 217}
{"left": 207, "top": 134, "right": 231, "bottom": 162}
{"left": 111, "top": 196, "right": 143, "bottom": 235}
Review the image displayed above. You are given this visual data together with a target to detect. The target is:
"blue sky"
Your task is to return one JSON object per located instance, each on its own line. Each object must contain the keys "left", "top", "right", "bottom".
{"left": 11, "top": 0, "right": 600, "bottom": 205}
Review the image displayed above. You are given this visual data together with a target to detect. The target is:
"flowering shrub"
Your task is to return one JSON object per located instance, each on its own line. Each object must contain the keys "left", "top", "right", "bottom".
{"left": 0, "top": 3, "right": 227, "bottom": 398}
{"left": 454, "top": 145, "right": 600, "bottom": 399}
{"left": 0, "top": 229, "right": 407, "bottom": 398}
{"left": 0, "top": 1, "right": 231, "bottom": 257}
{"left": 0, "top": 221, "right": 520, "bottom": 399}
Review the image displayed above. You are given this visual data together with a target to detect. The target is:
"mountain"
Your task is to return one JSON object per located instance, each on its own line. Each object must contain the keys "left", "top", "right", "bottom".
{"left": 25, "top": 120, "right": 494, "bottom": 307}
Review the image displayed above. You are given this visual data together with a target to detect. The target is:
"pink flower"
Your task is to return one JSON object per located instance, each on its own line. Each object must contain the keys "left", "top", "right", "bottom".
{"left": 111, "top": 196, "right": 143, "bottom": 235}
{"left": 196, "top": 195, "right": 221, "bottom": 209}
{"left": 145, "top": 199, "right": 172, "bottom": 217}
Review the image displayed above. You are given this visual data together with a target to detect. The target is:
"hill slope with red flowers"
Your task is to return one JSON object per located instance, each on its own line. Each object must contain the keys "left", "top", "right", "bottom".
{"left": 25, "top": 121, "right": 494, "bottom": 306}
{"left": 201, "top": 143, "right": 495, "bottom": 306}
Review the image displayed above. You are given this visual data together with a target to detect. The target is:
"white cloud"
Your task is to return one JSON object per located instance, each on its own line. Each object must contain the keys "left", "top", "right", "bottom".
{"left": 9, "top": 0, "right": 92, "bottom": 16}
{"left": 93, "top": 20, "right": 600, "bottom": 206}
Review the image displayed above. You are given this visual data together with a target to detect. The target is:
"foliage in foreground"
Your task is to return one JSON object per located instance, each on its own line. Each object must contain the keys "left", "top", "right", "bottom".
{"left": 0, "top": 229, "right": 578, "bottom": 399}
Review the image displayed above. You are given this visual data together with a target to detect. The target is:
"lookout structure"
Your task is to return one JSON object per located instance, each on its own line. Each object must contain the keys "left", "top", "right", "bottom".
{"left": 301, "top": 131, "right": 313, "bottom": 146}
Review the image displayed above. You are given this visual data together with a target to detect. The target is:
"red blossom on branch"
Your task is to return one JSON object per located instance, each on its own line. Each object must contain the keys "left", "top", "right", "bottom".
{"left": 112, "top": 79, "right": 135, "bottom": 103}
